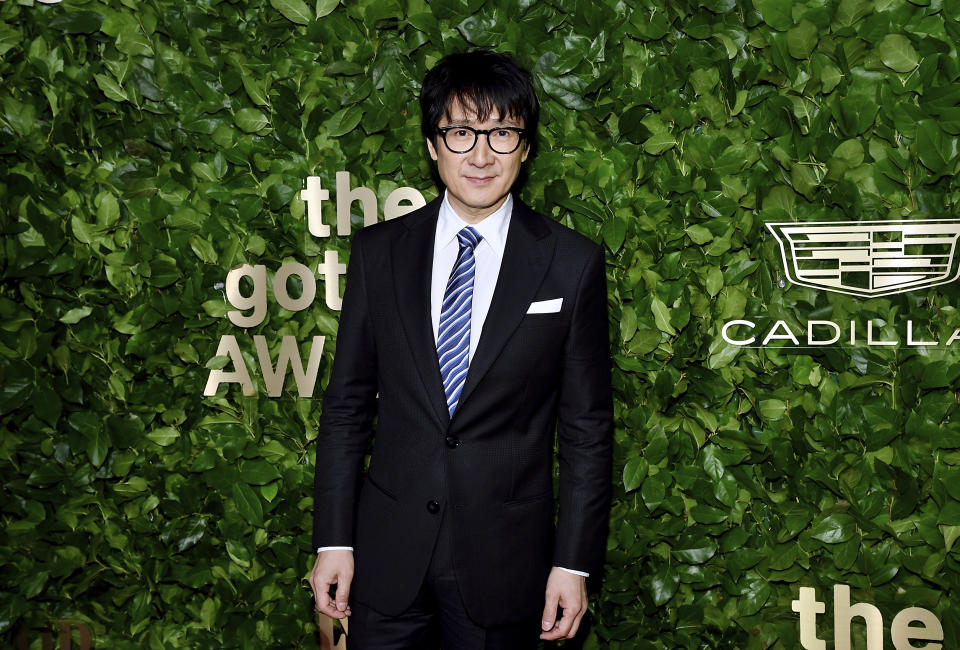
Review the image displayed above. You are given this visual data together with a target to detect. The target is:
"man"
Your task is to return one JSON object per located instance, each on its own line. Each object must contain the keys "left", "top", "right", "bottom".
{"left": 310, "top": 49, "right": 612, "bottom": 649}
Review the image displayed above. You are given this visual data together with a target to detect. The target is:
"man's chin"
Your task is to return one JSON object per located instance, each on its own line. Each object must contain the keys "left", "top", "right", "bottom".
{"left": 455, "top": 192, "right": 508, "bottom": 212}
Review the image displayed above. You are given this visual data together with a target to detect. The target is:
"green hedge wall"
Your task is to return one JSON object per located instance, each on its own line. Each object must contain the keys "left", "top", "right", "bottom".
{"left": 3, "top": 0, "right": 960, "bottom": 647}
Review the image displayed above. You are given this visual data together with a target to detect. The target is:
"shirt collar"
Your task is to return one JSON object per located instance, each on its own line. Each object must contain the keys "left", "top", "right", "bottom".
{"left": 435, "top": 190, "right": 512, "bottom": 257}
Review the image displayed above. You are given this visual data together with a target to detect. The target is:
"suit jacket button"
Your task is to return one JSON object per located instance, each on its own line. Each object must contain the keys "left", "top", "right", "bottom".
{"left": 445, "top": 435, "right": 460, "bottom": 448}
{"left": 426, "top": 500, "right": 440, "bottom": 514}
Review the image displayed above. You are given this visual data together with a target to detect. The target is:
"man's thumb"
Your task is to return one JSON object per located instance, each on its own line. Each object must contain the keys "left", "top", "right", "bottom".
{"left": 542, "top": 592, "right": 558, "bottom": 630}
{"left": 335, "top": 576, "right": 351, "bottom": 611}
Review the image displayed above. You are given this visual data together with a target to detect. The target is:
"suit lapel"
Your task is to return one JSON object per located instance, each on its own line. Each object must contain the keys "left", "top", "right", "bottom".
{"left": 456, "top": 200, "right": 555, "bottom": 414}
{"left": 392, "top": 198, "right": 450, "bottom": 428}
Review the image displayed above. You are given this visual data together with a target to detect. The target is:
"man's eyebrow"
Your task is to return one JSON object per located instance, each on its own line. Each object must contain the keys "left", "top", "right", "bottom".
{"left": 443, "top": 115, "right": 481, "bottom": 125}
{"left": 442, "top": 116, "right": 521, "bottom": 127}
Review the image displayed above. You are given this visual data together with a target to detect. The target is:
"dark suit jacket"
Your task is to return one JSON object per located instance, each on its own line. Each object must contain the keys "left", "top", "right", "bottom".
{"left": 312, "top": 196, "right": 612, "bottom": 627}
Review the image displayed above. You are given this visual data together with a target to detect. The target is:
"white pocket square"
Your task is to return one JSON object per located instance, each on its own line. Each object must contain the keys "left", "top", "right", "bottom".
{"left": 526, "top": 298, "right": 562, "bottom": 314}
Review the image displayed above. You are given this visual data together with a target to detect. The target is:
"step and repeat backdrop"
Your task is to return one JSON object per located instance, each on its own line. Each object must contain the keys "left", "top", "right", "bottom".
{"left": 2, "top": 0, "right": 960, "bottom": 647}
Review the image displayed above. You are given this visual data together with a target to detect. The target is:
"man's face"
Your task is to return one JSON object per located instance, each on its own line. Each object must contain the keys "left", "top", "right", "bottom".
{"left": 426, "top": 98, "right": 529, "bottom": 223}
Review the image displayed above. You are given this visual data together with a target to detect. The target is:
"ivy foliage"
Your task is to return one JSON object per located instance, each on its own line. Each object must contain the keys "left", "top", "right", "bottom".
{"left": 2, "top": 0, "right": 960, "bottom": 647}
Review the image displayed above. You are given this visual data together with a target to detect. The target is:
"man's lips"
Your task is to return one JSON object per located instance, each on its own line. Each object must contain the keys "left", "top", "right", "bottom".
{"left": 465, "top": 175, "right": 496, "bottom": 184}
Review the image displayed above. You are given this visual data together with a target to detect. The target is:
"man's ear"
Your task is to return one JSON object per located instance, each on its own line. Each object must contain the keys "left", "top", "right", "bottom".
{"left": 521, "top": 143, "right": 530, "bottom": 163}
{"left": 427, "top": 138, "right": 438, "bottom": 161}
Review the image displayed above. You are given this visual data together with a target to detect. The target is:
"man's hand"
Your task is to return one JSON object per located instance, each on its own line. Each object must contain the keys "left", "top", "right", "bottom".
{"left": 309, "top": 550, "right": 354, "bottom": 619}
{"left": 540, "top": 567, "right": 588, "bottom": 641}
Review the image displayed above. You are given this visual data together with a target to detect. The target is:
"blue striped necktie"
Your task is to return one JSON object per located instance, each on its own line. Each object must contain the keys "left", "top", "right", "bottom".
{"left": 437, "top": 226, "right": 482, "bottom": 416}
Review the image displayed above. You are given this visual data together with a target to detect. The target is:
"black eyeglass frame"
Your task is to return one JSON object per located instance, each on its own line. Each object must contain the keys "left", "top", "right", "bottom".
{"left": 436, "top": 125, "right": 527, "bottom": 154}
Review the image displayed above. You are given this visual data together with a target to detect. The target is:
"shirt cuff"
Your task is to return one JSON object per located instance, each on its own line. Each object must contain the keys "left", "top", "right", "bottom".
{"left": 316, "top": 546, "right": 354, "bottom": 553}
{"left": 556, "top": 566, "right": 589, "bottom": 577}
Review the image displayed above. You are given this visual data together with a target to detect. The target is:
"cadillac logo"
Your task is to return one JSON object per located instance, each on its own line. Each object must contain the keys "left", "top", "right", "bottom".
{"left": 766, "top": 220, "right": 960, "bottom": 297}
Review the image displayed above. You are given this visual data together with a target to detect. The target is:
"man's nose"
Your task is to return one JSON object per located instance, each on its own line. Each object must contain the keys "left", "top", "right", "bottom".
{"left": 467, "top": 135, "right": 495, "bottom": 166}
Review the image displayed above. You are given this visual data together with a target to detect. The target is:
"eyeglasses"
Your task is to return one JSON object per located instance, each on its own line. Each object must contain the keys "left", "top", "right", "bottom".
{"left": 437, "top": 125, "right": 526, "bottom": 155}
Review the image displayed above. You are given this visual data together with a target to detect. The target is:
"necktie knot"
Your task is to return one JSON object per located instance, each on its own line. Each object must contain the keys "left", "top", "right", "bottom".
{"left": 457, "top": 226, "right": 482, "bottom": 251}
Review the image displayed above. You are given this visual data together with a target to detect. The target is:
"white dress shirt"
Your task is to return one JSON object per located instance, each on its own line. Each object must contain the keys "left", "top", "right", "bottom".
{"left": 319, "top": 192, "right": 588, "bottom": 578}
{"left": 430, "top": 191, "right": 511, "bottom": 356}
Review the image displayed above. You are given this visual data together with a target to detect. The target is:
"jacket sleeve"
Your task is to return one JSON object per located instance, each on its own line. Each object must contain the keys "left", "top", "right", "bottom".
{"left": 553, "top": 244, "right": 613, "bottom": 575}
{"left": 312, "top": 231, "right": 378, "bottom": 550}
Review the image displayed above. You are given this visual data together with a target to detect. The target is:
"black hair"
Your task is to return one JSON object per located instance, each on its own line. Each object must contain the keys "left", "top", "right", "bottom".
{"left": 419, "top": 49, "right": 540, "bottom": 157}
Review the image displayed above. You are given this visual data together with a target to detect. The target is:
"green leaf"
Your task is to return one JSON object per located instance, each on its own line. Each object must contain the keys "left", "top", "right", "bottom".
{"left": 457, "top": 15, "right": 502, "bottom": 46}
{"left": 833, "top": 140, "right": 864, "bottom": 166}
{"left": 721, "top": 175, "right": 747, "bottom": 201}
{"left": 270, "top": 0, "right": 312, "bottom": 24}
{"left": 49, "top": 11, "right": 104, "bottom": 34}
{"left": 739, "top": 580, "right": 771, "bottom": 616}
{"left": 22, "top": 571, "right": 50, "bottom": 599}
{"left": 201, "top": 598, "right": 217, "bottom": 629}
{"left": 821, "top": 63, "right": 843, "bottom": 92}
{"left": 690, "top": 504, "right": 728, "bottom": 524}
{"left": 705, "top": 267, "right": 723, "bottom": 297}
{"left": 266, "top": 184, "right": 295, "bottom": 210}
{"left": 325, "top": 106, "right": 363, "bottom": 137}
{"left": 916, "top": 120, "right": 957, "bottom": 173}
{"left": 190, "top": 236, "right": 218, "bottom": 263}
{"left": 878, "top": 34, "right": 919, "bottom": 73}
{"left": 643, "top": 132, "right": 677, "bottom": 155}
{"left": 937, "top": 499, "right": 960, "bottom": 526}
{"left": 148, "top": 255, "right": 179, "bottom": 287}
{"left": 649, "top": 566, "right": 679, "bottom": 605}
{"left": 202, "top": 301, "right": 228, "bottom": 318}
{"left": 261, "top": 483, "right": 280, "bottom": 502}
{"left": 602, "top": 216, "right": 627, "bottom": 252}
{"left": 539, "top": 75, "right": 591, "bottom": 110}
{"left": 86, "top": 428, "right": 110, "bottom": 468}
{"left": 758, "top": 0, "right": 792, "bottom": 31}
{"left": 0, "top": 24, "right": 20, "bottom": 57}
{"left": 108, "top": 414, "right": 145, "bottom": 447}
{"left": 0, "top": 362, "right": 33, "bottom": 415}
{"left": 147, "top": 427, "right": 179, "bottom": 446}
{"left": 316, "top": 0, "right": 340, "bottom": 18}
{"left": 643, "top": 427, "right": 669, "bottom": 465}
{"left": 701, "top": 446, "right": 724, "bottom": 481}
{"left": 834, "top": 0, "right": 870, "bottom": 27}
{"left": 191, "top": 162, "right": 217, "bottom": 183}
{"left": 943, "top": 525, "right": 960, "bottom": 553}
{"left": 724, "top": 260, "right": 760, "bottom": 284}
{"left": 94, "top": 74, "right": 128, "bottom": 102}
{"left": 689, "top": 68, "right": 719, "bottom": 96}
{"left": 620, "top": 305, "right": 637, "bottom": 342}
{"left": 810, "top": 513, "right": 856, "bottom": 544}
{"left": 60, "top": 307, "right": 93, "bottom": 324}
{"left": 619, "top": 106, "right": 652, "bottom": 144}
{"left": 235, "top": 108, "right": 270, "bottom": 133}
{"left": 239, "top": 459, "right": 282, "bottom": 485}
{"left": 233, "top": 482, "right": 264, "bottom": 526}
{"left": 759, "top": 399, "right": 786, "bottom": 421}
{"left": 630, "top": 329, "right": 661, "bottom": 355}
{"left": 641, "top": 476, "right": 666, "bottom": 511}
{"left": 786, "top": 20, "right": 817, "bottom": 59}
{"left": 115, "top": 27, "right": 153, "bottom": 57}
{"left": 213, "top": 152, "right": 229, "bottom": 178}
{"left": 673, "top": 540, "right": 718, "bottom": 564}
{"left": 833, "top": 89, "right": 880, "bottom": 137}
{"left": 226, "top": 539, "right": 252, "bottom": 567}
{"left": 708, "top": 342, "right": 739, "bottom": 369}
{"left": 686, "top": 225, "right": 713, "bottom": 245}
{"left": 241, "top": 75, "right": 269, "bottom": 107}
{"left": 623, "top": 457, "right": 649, "bottom": 492}
{"left": 651, "top": 297, "right": 676, "bottom": 335}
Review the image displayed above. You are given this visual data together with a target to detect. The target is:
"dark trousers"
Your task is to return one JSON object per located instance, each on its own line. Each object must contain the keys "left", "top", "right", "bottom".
{"left": 346, "top": 512, "right": 542, "bottom": 650}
